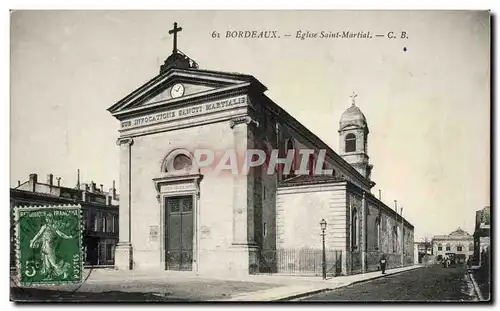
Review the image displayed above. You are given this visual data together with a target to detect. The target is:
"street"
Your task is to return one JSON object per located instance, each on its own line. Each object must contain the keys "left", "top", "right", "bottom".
{"left": 10, "top": 265, "right": 482, "bottom": 302}
{"left": 301, "top": 264, "right": 477, "bottom": 301}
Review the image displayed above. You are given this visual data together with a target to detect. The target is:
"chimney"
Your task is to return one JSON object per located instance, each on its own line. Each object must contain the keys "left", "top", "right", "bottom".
{"left": 56, "top": 177, "right": 61, "bottom": 187}
{"left": 112, "top": 180, "right": 117, "bottom": 199}
{"left": 90, "top": 181, "right": 96, "bottom": 193}
{"left": 76, "top": 169, "right": 80, "bottom": 189}
{"left": 29, "top": 173, "right": 38, "bottom": 184}
{"left": 108, "top": 188, "right": 114, "bottom": 204}
{"left": 100, "top": 184, "right": 103, "bottom": 192}
{"left": 28, "top": 173, "right": 38, "bottom": 191}
{"left": 47, "top": 174, "right": 54, "bottom": 186}
{"left": 17, "top": 180, "right": 20, "bottom": 187}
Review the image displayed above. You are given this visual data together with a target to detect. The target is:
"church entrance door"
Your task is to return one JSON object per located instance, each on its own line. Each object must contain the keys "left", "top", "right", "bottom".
{"left": 165, "top": 196, "right": 193, "bottom": 271}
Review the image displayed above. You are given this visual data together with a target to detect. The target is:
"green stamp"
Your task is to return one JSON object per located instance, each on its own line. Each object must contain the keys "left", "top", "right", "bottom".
{"left": 15, "top": 205, "right": 83, "bottom": 286}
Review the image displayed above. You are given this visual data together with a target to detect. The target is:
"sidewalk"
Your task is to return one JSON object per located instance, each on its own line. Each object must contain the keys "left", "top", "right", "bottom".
{"left": 82, "top": 264, "right": 422, "bottom": 301}
{"left": 217, "top": 265, "right": 423, "bottom": 301}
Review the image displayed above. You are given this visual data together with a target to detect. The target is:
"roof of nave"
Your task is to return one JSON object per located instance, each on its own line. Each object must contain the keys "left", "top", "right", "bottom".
{"left": 278, "top": 174, "right": 346, "bottom": 187}
{"left": 278, "top": 175, "right": 414, "bottom": 229}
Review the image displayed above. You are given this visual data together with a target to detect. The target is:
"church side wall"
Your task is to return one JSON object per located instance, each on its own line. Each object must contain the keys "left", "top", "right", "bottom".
{"left": 247, "top": 104, "right": 278, "bottom": 272}
{"left": 345, "top": 188, "right": 415, "bottom": 274}
{"left": 276, "top": 183, "right": 348, "bottom": 275}
{"left": 365, "top": 203, "right": 379, "bottom": 271}
{"left": 127, "top": 121, "right": 240, "bottom": 273}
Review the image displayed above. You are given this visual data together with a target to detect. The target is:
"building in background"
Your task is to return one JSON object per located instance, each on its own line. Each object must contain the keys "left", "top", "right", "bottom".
{"left": 432, "top": 228, "right": 474, "bottom": 263}
{"left": 10, "top": 172, "right": 119, "bottom": 267}
{"left": 473, "top": 206, "right": 490, "bottom": 266}
{"left": 414, "top": 240, "right": 432, "bottom": 263}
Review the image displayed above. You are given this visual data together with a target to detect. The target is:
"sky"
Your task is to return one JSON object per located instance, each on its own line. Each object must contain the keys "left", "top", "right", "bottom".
{"left": 10, "top": 10, "right": 490, "bottom": 241}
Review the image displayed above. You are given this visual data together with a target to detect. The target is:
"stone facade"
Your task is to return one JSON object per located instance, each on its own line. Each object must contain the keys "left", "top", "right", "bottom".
{"left": 107, "top": 47, "right": 414, "bottom": 276}
{"left": 276, "top": 177, "right": 414, "bottom": 275}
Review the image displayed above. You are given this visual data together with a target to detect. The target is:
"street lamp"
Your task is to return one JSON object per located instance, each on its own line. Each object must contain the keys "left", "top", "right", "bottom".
{"left": 320, "top": 218, "right": 327, "bottom": 280}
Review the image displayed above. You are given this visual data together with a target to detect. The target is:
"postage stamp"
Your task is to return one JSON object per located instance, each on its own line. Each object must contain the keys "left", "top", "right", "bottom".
{"left": 14, "top": 205, "right": 83, "bottom": 286}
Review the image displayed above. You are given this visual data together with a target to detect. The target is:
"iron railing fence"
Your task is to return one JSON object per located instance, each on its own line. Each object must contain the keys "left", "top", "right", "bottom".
{"left": 258, "top": 248, "right": 343, "bottom": 276}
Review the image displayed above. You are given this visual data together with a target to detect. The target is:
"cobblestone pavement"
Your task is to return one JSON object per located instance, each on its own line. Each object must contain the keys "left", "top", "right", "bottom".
{"left": 301, "top": 264, "right": 477, "bottom": 302}
{"left": 11, "top": 277, "right": 282, "bottom": 302}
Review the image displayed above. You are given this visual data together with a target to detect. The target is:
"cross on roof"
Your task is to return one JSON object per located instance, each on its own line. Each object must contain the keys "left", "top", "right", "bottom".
{"left": 350, "top": 92, "right": 358, "bottom": 106}
{"left": 168, "top": 22, "right": 183, "bottom": 53}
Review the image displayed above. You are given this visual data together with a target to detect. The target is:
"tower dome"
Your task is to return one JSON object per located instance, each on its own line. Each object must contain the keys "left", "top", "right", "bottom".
{"left": 338, "top": 92, "right": 373, "bottom": 181}
{"left": 340, "top": 105, "right": 367, "bottom": 125}
{"left": 339, "top": 100, "right": 368, "bottom": 132}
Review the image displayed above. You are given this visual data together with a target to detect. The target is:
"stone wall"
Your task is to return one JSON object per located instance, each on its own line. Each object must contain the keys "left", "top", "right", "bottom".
{"left": 125, "top": 120, "right": 248, "bottom": 274}
{"left": 276, "top": 182, "right": 349, "bottom": 275}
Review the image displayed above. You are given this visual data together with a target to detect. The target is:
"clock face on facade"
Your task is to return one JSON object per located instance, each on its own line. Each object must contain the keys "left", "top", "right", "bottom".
{"left": 170, "top": 83, "right": 185, "bottom": 98}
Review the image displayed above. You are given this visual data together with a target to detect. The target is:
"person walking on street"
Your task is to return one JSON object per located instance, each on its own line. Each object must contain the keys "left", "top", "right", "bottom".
{"left": 379, "top": 254, "right": 387, "bottom": 274}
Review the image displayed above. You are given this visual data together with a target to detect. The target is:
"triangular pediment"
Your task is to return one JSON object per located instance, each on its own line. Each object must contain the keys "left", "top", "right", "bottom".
{"left": 142, "top": 82, "right": 215, "bottom": 106}
{"left": 108, "top": 67, "right": 266, "bottom": 117}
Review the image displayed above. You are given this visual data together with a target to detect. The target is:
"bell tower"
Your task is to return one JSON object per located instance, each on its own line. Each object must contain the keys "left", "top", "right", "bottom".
{"left": 338, "top": 92, "right": 373, "bottom": 180}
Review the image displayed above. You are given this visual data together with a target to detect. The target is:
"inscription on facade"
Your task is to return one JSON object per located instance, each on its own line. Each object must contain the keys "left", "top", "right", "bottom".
{"left": 121, "top": 95, "right": 247, "bottom": 129}
{"left": 149, "top": 225, "right": 159, "bottom": 242}
{"left": 163, "top": 183, "right": 196, "bottom": 193}
{"left": 200, "top": 226, "right": 211, "bottom": 239}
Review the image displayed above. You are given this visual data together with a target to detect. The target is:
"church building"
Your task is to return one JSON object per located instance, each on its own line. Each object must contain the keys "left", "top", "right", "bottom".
{"left": 107, "top": 23, "right": 414, "bottom": 276}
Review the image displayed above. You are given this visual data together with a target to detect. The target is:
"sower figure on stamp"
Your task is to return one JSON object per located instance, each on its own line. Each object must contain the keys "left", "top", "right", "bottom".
{"left": 379, "top": 254, "right": 387, "bottom": 274}
{"left": 29, "top": 214, "right": 73, "bottom": 280}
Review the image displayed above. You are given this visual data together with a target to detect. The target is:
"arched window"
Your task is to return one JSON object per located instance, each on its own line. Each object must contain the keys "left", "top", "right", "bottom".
{"left": 284, "top": 139, "right": 296, "bottom": 177}
{"left": 308, "top": 153, "right": 315, "bottom": 176}
{"left": 375, "top": 217, "right": 381, "bottom": 250}
{"left": 286, "top": 139, "right": 294, "bottom": 152}
{"left": 172, "top": 154, "right": 192, "bottom": 171}
{"left": 352, "top": 209, "right": 358, "bottom": 250}
{"left": 445, "top": 243, "right": 451, "bottom": 251}
{"left": 392, "top": 226, "right": 398, "bottom": 253}
{"left": 163, "top": 149, "right": 193, "bottom": 173}
{"left": 438, "top": 243, "right": 443, "bottom": 251}
{"left": 345, "top": 133, "right": 356, "bottom": 153}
